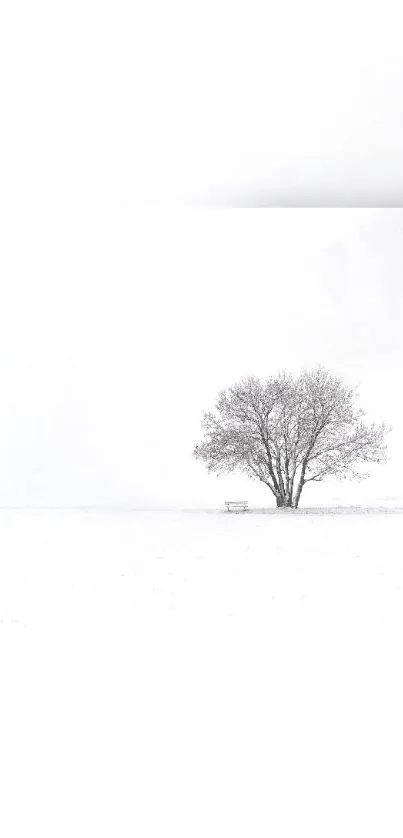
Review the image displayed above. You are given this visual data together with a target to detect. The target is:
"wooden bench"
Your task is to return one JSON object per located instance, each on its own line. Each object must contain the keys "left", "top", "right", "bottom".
{"left": 225, "top": 500, "right": 249, "bottom": 513}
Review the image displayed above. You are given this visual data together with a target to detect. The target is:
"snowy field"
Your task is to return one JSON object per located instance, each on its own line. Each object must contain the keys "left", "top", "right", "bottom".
{"left": 1, "top": 508, "right": 403, "bottom": 838}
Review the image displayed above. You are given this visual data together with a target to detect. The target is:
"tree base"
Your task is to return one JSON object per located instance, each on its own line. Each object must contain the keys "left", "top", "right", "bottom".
{"left": 276, "top": 498, "right": 296, "bottom": 509}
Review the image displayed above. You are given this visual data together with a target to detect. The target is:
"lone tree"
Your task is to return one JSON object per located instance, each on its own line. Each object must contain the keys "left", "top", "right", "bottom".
{"left": 193, "top": 366, "right": 390, "bottom": 508}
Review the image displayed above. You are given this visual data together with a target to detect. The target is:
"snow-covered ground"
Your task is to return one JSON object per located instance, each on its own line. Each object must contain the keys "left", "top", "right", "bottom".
{"left": 1, "top": 508, "right": 403, "bottom": 837}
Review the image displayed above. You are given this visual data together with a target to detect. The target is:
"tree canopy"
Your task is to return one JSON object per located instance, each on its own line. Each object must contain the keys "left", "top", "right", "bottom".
{"left": 193, "top": 366, "right": 390, "bottom": 508}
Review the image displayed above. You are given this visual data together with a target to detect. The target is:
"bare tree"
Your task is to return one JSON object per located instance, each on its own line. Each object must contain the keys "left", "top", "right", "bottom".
{"left": 193, "top": 366, "right": 390, "bottom": 508}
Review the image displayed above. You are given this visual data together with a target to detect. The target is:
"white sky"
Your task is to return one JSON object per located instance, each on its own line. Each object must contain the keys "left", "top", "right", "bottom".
{"left": 1, "top": 0, "right": 403, "bottom": 206}
{"left": 0, "top": 208, "right": 402, "bottom": 507}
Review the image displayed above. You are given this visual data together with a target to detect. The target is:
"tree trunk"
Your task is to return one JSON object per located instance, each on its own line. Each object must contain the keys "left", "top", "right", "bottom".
{"left": 276, "top": 494, "right": 294, "bottom": 508}
{"left": 292, "top": 462, "right": 307, "bottom": 508}
{"left": 292, "top": 483, "right": 304, "bottom": 508}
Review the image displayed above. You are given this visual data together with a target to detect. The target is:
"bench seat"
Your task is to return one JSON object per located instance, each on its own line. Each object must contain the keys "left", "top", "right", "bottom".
{"left": 225, "top": 501, "right": 249, "bottom": 512}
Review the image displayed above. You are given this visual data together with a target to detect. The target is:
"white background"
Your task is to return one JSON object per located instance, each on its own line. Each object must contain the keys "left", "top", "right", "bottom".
{"left": 1, "top": 0, "right": 403, "bottom": 206}
{"left": 2, "top": 8, "right": 403, "bottom": 838}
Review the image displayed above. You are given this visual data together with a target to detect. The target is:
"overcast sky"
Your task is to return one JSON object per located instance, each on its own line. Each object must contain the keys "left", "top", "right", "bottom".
{"left": 1, "top": 0, "right": 403, "bottom": 206}
{"left": 2, "top": 0, "right": 403, "bottom": 508}
{"left": 0, "top": 208, "right": 402, "bottom": 507}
